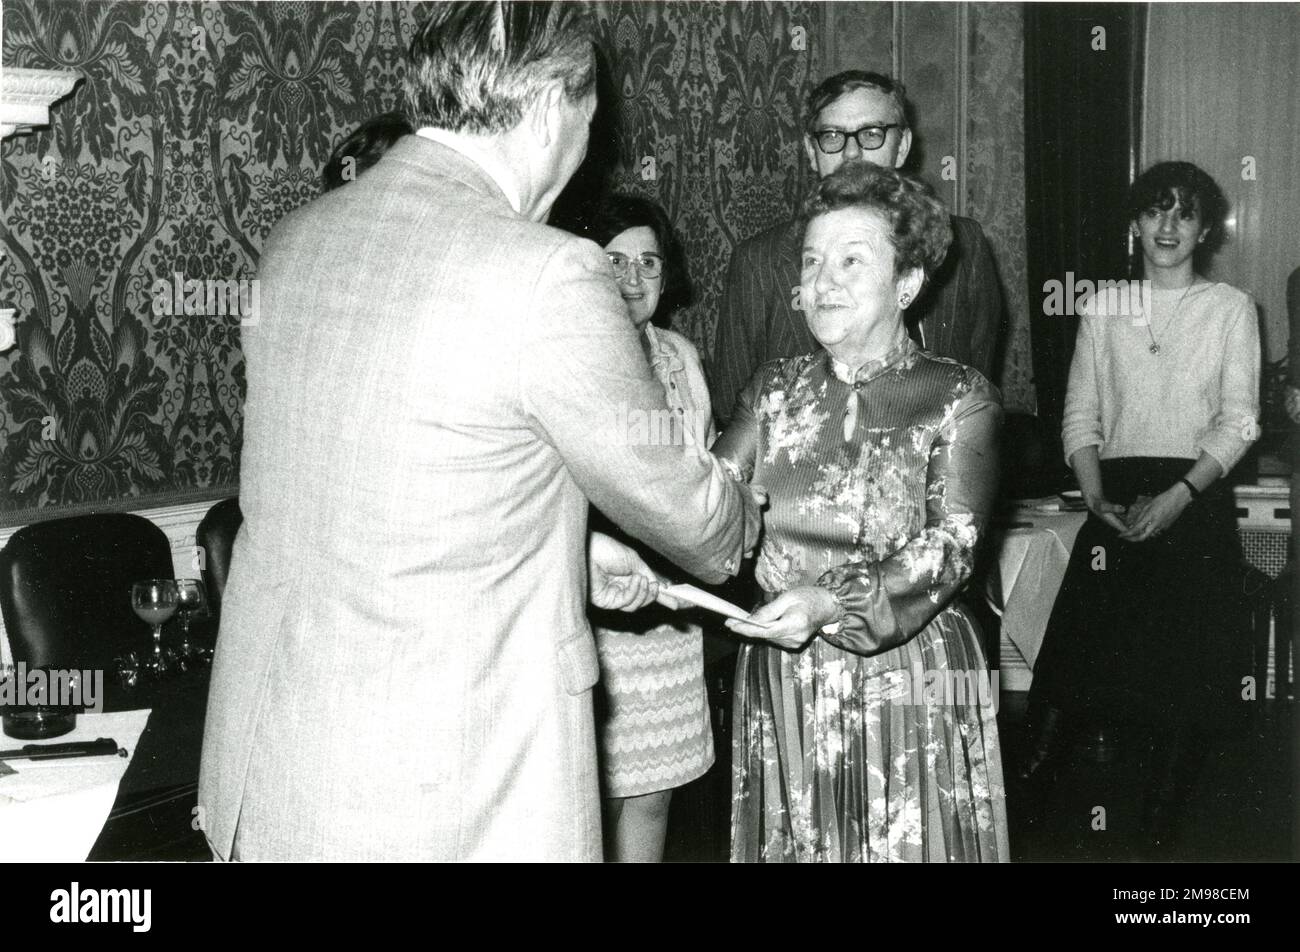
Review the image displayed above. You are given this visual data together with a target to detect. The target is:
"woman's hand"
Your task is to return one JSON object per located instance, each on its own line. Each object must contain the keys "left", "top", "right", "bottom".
{"left": 1118, "top": 485, "right": 1191, "bottom": 542}
{"left": 724, "top": 586, "right": 839, "bottom": 652}
{"left": 1084, "top": 492, "right": 1129, "bottom": 533}
{"left": 1071, "top": 447, "right": 1127, "bottom": 532}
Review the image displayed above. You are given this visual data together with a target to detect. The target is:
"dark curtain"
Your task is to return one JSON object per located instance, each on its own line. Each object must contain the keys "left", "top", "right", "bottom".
{"left": 1023, "top": 3, "right": 1146, "bottom": 470}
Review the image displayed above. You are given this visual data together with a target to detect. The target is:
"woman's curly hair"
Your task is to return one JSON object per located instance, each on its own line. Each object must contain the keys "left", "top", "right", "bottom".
{"left": 802, "top": 163, "right": 952, "bottom": 278}
{"left": 1128, "top": 160, "right": 1229, "bottom": 255}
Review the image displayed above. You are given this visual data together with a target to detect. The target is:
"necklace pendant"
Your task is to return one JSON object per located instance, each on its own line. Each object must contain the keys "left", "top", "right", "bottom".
{"left": 1149, "top": 343, "right": 1161, "bottom": 355}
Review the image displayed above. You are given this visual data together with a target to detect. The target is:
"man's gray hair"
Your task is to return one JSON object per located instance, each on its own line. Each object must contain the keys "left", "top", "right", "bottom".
{"left": 403, "top": 1, "right": 597, "bottom": 136}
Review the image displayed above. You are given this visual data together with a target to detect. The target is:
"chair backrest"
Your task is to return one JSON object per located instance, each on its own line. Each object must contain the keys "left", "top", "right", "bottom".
{"left": 0, "top": 513, "right": 174, "bottom": 679}
{"left": 196, "top": 497, "right": 242, "bottom": 620}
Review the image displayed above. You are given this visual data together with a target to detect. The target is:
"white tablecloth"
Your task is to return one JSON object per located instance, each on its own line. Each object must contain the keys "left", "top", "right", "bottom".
{"left": 988, "top": 511, "right": 1087, "bottom": 670}
{"left": 0, "top": 709, "right": 151, "bottom": 861}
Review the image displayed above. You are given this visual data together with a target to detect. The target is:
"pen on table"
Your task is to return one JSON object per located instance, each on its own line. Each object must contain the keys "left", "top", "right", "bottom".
{"left": 0, "top": 737, "right": 127, "bottom": 762}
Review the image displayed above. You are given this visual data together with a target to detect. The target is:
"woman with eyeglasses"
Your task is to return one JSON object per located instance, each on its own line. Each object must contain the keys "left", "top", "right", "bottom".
{"left": 578, "top": 193, "right": 715, "bottom": 862}
{"left": 1021, "top": 161, "right": 1259, "bottom": 854}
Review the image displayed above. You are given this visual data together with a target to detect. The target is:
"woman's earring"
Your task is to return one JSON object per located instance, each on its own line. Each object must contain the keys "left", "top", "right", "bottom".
{"left": 899, "top": 294, "right": 913, "bottom": 309}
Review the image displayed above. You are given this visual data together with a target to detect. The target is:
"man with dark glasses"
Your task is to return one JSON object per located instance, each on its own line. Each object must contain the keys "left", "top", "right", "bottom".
{"left": 709, "top": 70, "right": 1005, "bottom": 424}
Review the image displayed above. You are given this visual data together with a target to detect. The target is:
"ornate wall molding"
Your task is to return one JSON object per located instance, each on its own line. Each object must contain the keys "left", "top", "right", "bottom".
{"left": 0, "top": 66, "right": 82, "bottom": 139}
{"left": 0, "top": 308, "right": 14, "bottom": 351}
{"left": 0, "top": 67, "right": 82, "bottom": 355}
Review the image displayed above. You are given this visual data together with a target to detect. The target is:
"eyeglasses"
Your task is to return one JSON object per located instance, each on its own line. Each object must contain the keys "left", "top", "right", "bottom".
{"left": 812, "top": 124, "right": 904, "bottom": 154}
{"left": 605, "top": 252, "right": 664, "bottom": 280}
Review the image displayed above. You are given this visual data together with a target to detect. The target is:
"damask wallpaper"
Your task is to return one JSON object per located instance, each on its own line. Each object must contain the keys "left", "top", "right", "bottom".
{"left": 592, "top": 0, "right": 824, "bottom": 352}
{"left": 964, "top": 2, "right": 1032, "bottom": 414}
{"left": 0, "top": 0, "right": 824, "bottom": 515}
{"left": 828, "top": 1, "right": 1034, "bottom": 412}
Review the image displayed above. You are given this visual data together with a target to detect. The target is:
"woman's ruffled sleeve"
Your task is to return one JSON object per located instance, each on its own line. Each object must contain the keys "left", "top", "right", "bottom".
{"left": 816, "top": 372, "right": 1002, "bottom": 656}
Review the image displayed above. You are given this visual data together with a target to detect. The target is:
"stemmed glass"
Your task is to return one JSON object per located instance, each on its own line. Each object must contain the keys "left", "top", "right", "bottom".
{"left": 132, "top": 579, "right": 178, "bottom": 676}
{"left": 174, "top": 578, "right": 211, "bottom": 666}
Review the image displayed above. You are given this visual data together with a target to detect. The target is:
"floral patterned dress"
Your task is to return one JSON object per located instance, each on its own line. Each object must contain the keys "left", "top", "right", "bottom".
{"left": 714, "top": 339, "right": 1008, "bottom": 862}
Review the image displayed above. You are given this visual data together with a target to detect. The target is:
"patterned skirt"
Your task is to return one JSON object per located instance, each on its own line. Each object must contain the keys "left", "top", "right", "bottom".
{"left": 731, "top": 606, "right": 1008, "bottom": 862}
{"left": 594, "top": 622, "right": 715, "bottom": 799}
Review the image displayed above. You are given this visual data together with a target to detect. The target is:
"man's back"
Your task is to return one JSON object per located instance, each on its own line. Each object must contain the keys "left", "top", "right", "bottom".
{"left": 199, "top": 136, "right": 749, "bottom": 860}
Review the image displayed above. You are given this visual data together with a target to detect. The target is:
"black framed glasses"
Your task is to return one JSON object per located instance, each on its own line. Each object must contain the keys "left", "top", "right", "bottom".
{"left": 812, "top": 124, "right": 904, "bottom": 154}
{"left": 606, "top": 252, "right": 664, "bottom": 280}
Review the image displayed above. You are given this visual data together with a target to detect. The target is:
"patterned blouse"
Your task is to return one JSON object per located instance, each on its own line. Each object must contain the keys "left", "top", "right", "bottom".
{"left": 715, "top": 338, "right": 1002, "bottom": 655}
{"left": 645, "top": 324, "right": 716, "bottom": 449}
{"left": 716, "top": 338, "right": 1008, "bottom": 863}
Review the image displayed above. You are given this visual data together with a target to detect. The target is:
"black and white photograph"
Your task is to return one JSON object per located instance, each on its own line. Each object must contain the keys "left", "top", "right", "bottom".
{"left": 0, "top": 0, "right": 1295, "bottom": 889}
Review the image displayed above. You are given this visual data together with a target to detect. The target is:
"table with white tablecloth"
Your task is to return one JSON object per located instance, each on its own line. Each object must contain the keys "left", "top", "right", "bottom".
{"left": 0, "top": 709, "right": 151, "bottom": 861}
{"left": 988, "top": 482, "right": 1294, "bottom": 693}
{"left": 986, "top": 509, "right": 1088, "bottom": 690}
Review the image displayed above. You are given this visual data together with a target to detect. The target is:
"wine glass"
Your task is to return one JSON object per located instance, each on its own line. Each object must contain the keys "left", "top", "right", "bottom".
{"left": 132, "top": 579, "right": 178, "bottom": 676}
{"left": 174, "top": 578, "right": 210, "bottom": 665}
{"left": 114, "top": 651, "right": 141, "bottom": 690}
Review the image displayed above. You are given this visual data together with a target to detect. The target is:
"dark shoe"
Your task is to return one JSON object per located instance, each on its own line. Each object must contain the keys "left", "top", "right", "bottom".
{"left": 1016, "top": 703, "right": 1067, "bottom": 781}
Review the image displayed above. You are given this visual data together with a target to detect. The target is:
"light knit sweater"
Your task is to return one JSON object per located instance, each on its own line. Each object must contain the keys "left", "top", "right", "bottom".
{"left": 1062, "top": 281, "right": 1260, "bottom": 471}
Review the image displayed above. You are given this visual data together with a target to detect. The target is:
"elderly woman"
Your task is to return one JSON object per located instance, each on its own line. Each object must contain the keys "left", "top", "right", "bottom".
{"left": 719, "top": 163, "right": 1007, "bottom": 862}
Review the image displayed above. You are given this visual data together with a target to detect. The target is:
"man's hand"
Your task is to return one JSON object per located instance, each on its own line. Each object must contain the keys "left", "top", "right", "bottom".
{"left": 723, "top": 586, "right": 837, "bottom": 652}
{"left": 589, "top": 531, "right": 668, "bottom": 611}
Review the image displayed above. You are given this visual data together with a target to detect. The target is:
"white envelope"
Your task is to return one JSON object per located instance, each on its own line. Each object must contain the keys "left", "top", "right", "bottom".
{"left": 661, "top": 584, "right": 766, "bottom": 627}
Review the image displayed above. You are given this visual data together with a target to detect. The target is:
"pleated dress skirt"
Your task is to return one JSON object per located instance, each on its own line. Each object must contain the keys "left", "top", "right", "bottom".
{"left": 730, "top": 605, "right": 1008, "bottom": 863}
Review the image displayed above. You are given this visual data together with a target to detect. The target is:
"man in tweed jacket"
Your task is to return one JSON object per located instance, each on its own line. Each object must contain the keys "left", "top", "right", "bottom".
{"left": 199, "top": 2, "right": 759, "bottom": 862}
{"left": 710, "top": 71, "right": 1005, "bottom": 425}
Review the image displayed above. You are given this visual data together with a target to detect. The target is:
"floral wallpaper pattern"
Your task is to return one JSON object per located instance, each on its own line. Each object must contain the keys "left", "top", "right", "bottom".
{"left": 1, "top": 0, "right": 825, "bottom": 514}
{"left": 589, "top": 1, "right": 825, "bottom": 356}
{"left": 1, "top": 0, "right": 435, "bottom": 513}
{"left": 828, "top": 2, "right": 1035, "bottom": 412}
{"left": 5, "top": 4, "right": 1038, "bottom": 502}
{"left": 965, "top": 2, "right": 1032, "bottom": 414}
